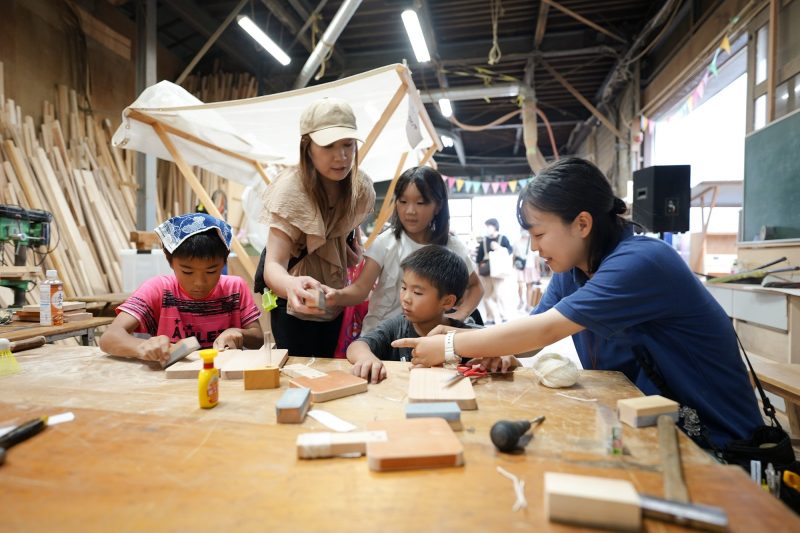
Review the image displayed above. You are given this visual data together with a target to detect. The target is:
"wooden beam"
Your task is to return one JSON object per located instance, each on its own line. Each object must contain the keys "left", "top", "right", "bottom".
{"left": 534, "top": 2, "right": 550, "bottom": 48}
{"left": 642, "top": 0, "right": 753, "bottom": 117}
{"left": 767, "top": 0, "right": 778, "bottom": 122}
{"left": 151, "top": 122, "right": 257, "bottom": 280}
{"left": 542, "top": 0, "right": 625, "bottom": 44}
{"left": 175, "top": 0, "right": 249, "bottom": 85}
{"left": 358, "top": 82, "right": 407, "bottom": 164}
{"left": 364, "top": 152, "right": 408, "bottom": 249}
{"left": 539, "top": 58, "right": 626, "bottom": 141}
{"left": 127, "top": 110, "right": 273, "bottom": 183}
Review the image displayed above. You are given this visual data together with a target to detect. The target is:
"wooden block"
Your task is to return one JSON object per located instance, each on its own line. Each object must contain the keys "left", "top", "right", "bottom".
{"left": 617, "top": 395, "right": 679, "bottom": 428}
{"left": 296, "top": 430, "right": 388, "bottom": 459}
{"left": 165, "top": 349, "right": 235, "bottom": 379}
{"left": 244, "top": 366, "right": 280, "bottom": 390}
{"left": 63, "top": 312, "right": 93, "bottom": 323}
{"left": 290, "top": 370, "right": 367, "bottom": 402}
{"left": 162, "top": 336, "right": 201, "bottom": 369}
{"left": 303, "top": 288, "right": 326, "bottom": 308}
{"left": 405, "top": 402, "right": 462, "bottom": 430}
{"left": 0, "top": 265, "right": 40, "bottom": 278}
{"left": 22, "top": 301, "right": 86, "bottom": 313}
{"left": 129, "top": 230, "right": 161, "bottom": 250}
{"left": 365, "top": 418, "right": 464, "bottom": 472}
{"left": 264, "top": 346, "right": 288, "bottom": 368}
{"left": 407, "top": 367, "right": 478, "bottom": 410}
{"left": 544, "top": 472, "right": 641, "bottom": 531}
{"left": 281, "top": 363, "right": 326, "bottom": 379}
{"left": 276, "top": 387, "right": 311, "bottom": 423}
{"left": 219, "top": 349, "right": 269, "bottom": 379}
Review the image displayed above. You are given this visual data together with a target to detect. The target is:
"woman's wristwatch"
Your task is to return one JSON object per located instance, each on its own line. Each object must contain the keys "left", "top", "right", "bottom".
{"left": 444, "top": 331, "right": 460, "bottom": 365}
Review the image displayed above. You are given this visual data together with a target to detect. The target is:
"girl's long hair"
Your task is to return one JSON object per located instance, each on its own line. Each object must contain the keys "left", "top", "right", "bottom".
{"left": 390, "top": 166, "right": 450, "bottom": 245}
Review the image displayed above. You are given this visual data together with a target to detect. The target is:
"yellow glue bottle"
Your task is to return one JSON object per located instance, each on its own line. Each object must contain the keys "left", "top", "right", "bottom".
{"left": 198, "top": 349, "right": 219, "bottom": 409}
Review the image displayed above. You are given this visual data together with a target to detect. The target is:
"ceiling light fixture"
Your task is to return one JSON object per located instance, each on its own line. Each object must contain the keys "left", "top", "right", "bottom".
{"left": 438, "top": 98, "right": 453, "bottom": 118}
{"left": 401, "top": 9, "right": 431, "bottom": 63}
{"left": 441, "top": 134, "right": 455, "bottom": 148}
{"left": 238, "top": 16, "right": 291, "bottom": 66}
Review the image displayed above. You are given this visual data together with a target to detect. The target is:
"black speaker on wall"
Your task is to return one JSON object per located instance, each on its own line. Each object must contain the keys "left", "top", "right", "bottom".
{"left": 632, "top": 165, "right": 690, "bottom": 233}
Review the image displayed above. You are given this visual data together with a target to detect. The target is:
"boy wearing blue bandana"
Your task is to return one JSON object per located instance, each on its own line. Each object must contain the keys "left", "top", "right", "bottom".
{"left": 100, "top": 214, "right": 262, "bottom": 366}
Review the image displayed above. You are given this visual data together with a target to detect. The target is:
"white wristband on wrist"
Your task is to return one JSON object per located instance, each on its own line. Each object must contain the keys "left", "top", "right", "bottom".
{"left": 444, "top": 331, "right": 460, "bottom": 365}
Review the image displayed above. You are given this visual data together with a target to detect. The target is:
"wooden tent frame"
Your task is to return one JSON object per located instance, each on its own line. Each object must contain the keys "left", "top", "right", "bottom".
{"left": 122, "top": 65, "right": 441, "bottom": 279}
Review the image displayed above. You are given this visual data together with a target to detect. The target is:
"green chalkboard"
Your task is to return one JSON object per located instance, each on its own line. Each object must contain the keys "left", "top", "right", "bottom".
{"left": 743, "top": 108, "right": 800, "bottom": 241}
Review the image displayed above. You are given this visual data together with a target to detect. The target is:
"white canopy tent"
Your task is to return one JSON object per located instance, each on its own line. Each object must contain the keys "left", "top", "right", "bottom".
{"left": 112, "top": 64, "right": 442, "bottom": 277}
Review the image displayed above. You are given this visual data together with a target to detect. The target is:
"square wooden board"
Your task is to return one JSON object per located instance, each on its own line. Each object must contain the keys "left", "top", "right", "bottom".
{"left": 407, "top": 367, "right": 478, "bottom": 410}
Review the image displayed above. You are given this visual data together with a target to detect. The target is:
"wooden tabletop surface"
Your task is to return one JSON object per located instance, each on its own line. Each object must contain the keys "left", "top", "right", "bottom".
{"left": 0, "top": 345, "right": 796, "bottom": 532}
{"left": 0, "top": 317, "right": 114, "bottom": 342}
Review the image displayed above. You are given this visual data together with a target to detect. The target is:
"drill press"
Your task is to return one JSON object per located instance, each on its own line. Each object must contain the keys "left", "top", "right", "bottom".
{"left": 0, "top": 205, "right": 52, "bottom": 308}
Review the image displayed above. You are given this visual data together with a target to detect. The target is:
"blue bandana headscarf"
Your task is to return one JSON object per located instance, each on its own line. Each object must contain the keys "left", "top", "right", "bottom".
{"left": 154, "top": 213, "right": 232, "bottom": 253}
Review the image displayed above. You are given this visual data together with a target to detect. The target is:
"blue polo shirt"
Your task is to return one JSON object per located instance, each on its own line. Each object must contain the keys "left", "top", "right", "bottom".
{"left": 534, "top": 228, "right": 762, "bottom": 448}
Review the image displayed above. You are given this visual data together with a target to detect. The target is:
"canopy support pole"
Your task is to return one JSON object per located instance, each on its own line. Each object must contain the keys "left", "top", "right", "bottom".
{"left": 151, "top": 121, "right": 257, "bottom": 279}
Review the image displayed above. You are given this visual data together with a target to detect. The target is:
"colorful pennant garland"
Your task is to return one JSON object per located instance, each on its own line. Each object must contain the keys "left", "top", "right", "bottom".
{"left": 441, "top": 176, "right": 531, "bottom": 195}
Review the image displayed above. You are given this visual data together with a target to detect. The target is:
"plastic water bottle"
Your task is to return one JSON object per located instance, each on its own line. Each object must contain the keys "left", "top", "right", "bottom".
{"left": 40, "top": 270, "right": 64, "bottom": 326}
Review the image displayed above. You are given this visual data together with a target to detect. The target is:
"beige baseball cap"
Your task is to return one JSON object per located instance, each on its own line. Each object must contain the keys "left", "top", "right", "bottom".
{"left": 299, "top": 97, "right": 363, "bottom": 146}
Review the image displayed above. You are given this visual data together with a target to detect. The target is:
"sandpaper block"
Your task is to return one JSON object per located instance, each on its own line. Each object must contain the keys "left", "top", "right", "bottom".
{"left": 617, "top": 395, "right": 679, "bottom": 428}
{"left": 244, "top": 366, "right": 280, "bottom": 390}
{"left": 545, "top": 472, "right": 641, "bottom": 531}
{"left": 407, "top": 367, "right": 477, "bottom": 410}
{"left": 296, "top": 430, "right": 388, "bottom": 459}
{"left": 290, "top": 370, "right": 367, "bottom": 402}
{"left": 276, "top": 387, "right": 311, "bottom": 423}
{"left": 366, "top": 418, "right": 464, "bottom": 472}
{"left": 162, "top": 336, "right": 200, "bottom": 369}
{"left": 405, "top": 402, "right": 462, "bottom": 430}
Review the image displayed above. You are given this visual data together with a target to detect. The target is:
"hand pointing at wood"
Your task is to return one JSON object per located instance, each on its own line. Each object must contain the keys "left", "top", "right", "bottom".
{"left": 391, "top": 336, "right": 446, "bottom": 367}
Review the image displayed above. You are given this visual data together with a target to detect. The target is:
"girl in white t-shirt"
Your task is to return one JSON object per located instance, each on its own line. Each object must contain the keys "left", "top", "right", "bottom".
{"left": 324, "top": 166, "right": 483, "bottom": 333}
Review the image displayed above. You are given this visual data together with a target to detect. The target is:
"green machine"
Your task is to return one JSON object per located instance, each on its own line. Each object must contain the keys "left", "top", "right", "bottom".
{"left": 0, "top": 205, "right": 52, "bottom": 308}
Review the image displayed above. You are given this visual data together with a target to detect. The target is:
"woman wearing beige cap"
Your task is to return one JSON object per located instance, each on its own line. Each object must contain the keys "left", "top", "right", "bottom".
{"left": 257, "top": 97, "right": 375, "bottom": 356}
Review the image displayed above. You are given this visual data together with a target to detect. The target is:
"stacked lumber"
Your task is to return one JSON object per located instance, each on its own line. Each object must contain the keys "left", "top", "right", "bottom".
{"left": 181, "top": 69, "right": 258, "bottom": 103}
{"left": 0, "top": 61, "right": 136, "bottom": 303}
{"left": 14, "top": 301, "right": 89, "bottom": 322}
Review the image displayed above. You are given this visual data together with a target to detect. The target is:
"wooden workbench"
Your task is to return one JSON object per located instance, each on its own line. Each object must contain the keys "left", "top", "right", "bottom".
{"left": 0, "top": 345, "right": 796, "bottom": 531}
{"left": 0, "top": 317, "right": 113, "bottom": 345}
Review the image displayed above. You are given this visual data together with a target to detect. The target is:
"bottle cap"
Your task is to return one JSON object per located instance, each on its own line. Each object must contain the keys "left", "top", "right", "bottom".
{"left": 199, "top": 348, "right": 217, "bottom": 363}
{"left": 46, "top": 270, "right": 57, "bottom": 279}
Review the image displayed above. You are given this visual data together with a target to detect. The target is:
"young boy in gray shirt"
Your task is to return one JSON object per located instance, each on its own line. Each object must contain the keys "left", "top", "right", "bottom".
{"left": 347, "top": 245, "right": 475, "bottom": 383}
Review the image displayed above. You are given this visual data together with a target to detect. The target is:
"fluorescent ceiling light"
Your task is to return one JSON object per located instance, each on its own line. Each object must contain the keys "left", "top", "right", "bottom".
{"left": 441, "top": 134, "right": 454, "bottom": 148}
{"left": 401, "top": 10, "right": 431, "bottom": 63}
{"left": 438, "top": 98, "right": 453, "bottom": 118}
{"left": 238, "top": 16, "right": 291, "bottom": 66}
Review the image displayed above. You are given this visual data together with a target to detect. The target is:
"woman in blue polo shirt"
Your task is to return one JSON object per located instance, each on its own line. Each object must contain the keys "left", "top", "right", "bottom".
{"left": 393, "top": 157, "right": 762, "bottom": 449}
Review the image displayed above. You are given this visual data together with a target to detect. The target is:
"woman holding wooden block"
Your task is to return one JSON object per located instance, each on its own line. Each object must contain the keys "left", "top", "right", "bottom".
{"left": 258, "top": 98, "right": 375, "bottom": 357}
{"left": 393, "top": 157, "right": 763, "bottom": 450}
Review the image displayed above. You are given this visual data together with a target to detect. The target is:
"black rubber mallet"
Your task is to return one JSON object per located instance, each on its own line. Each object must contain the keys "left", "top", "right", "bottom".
{"left": 490, "top": 415, "right": 545, "bottom": 453}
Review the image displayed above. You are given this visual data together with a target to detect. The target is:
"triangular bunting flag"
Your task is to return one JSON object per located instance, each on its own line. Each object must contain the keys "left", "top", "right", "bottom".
{"left": 491, "top": 182, "right": 501, "bottom": 193}
{"left": 456, "top": 179, "right": 464, "bottom": 192}
{"left": 481, "top": 182, "right": 490, "bottom": 194}
{"left": 709, "top": 49, "right": 720, "bottom": 76}
{"left": 721, "top": 35, "right": 731, "bottom": 54}
{"left": 447, "top": 177, "right": 456, "bottom": 189}
{"left": 500, "top": 182, "right": 508, "bottom": 193}
{"left": 509, "top": 180, "right": 518, "bottom": 192}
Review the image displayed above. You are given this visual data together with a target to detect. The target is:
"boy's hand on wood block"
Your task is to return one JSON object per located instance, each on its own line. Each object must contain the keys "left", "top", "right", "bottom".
{"left": 352, "top": 357, "right": 387, "bottom": 384}
{"left": 213, "top": 329, "right": 244, "bottom": 351}
{"left": 137, "top": 335, "right": 172, "bottom": 365}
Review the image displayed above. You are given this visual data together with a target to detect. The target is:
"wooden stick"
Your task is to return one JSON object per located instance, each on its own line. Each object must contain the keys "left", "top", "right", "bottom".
{"left": 152, "top": 121, "right": 256, "bottom": 280}
{"left": 358, "top": 83, "right": 407, "bottom": 164}
{"left": 364, "top": 151, "right": 408, "bottom": 249}
{"left": 657, "top": 415, "right": 689, "bottom": 503}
